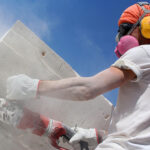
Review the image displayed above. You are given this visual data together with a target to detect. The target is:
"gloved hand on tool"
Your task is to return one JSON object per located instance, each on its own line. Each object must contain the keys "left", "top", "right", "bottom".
{"left": 17, "top": 108, "right": 71, "bottom": 150}
{"left": 69, "top": 127, "right": 105, "bottom": 150}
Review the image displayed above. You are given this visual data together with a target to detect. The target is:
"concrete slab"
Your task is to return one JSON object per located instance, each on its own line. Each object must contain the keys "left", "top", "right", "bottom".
{"left": 0, "top": 21, "right": 113, "bottom": 150}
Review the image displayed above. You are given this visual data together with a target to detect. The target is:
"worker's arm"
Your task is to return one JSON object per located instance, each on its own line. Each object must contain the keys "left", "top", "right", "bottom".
{"left": 6, "top": 67, "right": 135, "bottom": 101}
{"left": 38, "top": 67, "right": 136, "bottom": 101}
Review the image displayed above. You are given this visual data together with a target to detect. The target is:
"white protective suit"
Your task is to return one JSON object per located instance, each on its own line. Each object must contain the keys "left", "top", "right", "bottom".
{"left": 96, "top": 45, "right": 150, "bottom": 149}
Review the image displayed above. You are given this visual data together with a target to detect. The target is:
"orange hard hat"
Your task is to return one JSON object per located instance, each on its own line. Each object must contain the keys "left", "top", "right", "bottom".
{"left": 118, "top": 3, "right": 150, "bottom": 26}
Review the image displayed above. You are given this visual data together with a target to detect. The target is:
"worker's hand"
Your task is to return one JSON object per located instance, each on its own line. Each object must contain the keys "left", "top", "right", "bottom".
{"left": 17, "top": 108, "right": 69, "bottom": 150}
{"left": 47, "top": 120, "right": 69, "bottom": 150}
{"left": 69, "top": 127, "right": 103, "bottom": 150}
{"left": 6, "top": 74, "right": 40, "bottom": 101}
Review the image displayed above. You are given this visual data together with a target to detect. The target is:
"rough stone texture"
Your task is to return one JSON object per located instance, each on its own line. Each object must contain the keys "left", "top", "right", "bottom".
{"left": 0, "top": 21, "right": 113, "bottom": 150}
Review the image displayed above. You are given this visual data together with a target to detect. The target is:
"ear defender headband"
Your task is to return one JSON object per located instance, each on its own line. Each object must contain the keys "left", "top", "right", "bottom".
{"left": 128, "top": 2, "right": 150, "bottom": 39}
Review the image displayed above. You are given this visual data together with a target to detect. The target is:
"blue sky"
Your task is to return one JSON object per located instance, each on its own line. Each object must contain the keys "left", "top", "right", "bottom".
{"left": 0, "top": 0, "right": 142, "bottom": 105}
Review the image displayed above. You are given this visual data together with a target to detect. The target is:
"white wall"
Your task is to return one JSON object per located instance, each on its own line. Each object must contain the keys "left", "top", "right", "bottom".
{"left": 0, "top": 21, "right": 113, "bottom": 150}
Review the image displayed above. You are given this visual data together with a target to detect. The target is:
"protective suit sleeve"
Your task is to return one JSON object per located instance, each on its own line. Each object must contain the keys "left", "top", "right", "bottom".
{"left": 112, "top": 45, "right": 150, "bottom": 83}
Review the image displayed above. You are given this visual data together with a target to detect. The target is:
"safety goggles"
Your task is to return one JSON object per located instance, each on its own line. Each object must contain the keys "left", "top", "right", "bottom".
{"left": 116, "top": 23, "right": 134, "bottom": 42}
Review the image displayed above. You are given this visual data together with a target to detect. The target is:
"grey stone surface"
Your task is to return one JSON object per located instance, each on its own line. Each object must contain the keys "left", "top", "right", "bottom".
{"left": 0, "top": 21, "right": 113, "bottom": 150}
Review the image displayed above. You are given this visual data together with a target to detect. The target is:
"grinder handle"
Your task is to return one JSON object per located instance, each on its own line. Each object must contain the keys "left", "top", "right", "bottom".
{"left": 63, "top": 125, "right": 89, "bottom": 150}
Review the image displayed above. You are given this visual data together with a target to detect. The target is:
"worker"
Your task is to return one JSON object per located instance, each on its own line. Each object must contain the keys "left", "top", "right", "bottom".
{"left": 4, "top": 1, "right": 150, "bottom": 150}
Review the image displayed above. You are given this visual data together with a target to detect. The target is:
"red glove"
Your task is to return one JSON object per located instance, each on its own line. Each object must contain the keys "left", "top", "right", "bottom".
{"left": 17, "top": 108, "right": 69, "bottom": 150}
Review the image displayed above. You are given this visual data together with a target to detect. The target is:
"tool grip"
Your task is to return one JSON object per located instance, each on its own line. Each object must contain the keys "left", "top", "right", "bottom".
{"left": 63, "top": 125, "right": 89, "bottom": 150}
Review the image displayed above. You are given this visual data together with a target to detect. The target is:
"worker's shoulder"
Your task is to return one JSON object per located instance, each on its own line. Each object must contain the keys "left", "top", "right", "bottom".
{"left": 132, "top": 44, "right": 150, "bottom": 54}
{"left": 139, "top": 44, "right": 150, "bottom": 57}
{"left": 123, "top": 44, "right": 150, "bottom": 59}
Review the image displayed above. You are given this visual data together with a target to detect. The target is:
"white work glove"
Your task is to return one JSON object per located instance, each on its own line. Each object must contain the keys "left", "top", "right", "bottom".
{"left": 69, "top": 127, "right": 103, "bottom": 150}
{"left": 6, "top": 74, "right": 40, "bottom": 101}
